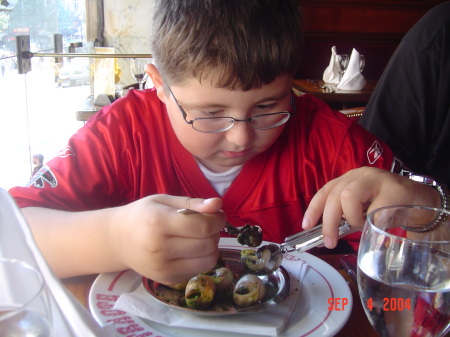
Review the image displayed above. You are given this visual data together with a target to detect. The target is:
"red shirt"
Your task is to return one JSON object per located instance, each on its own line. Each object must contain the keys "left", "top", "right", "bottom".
{"left": 9, "top": 89, "right": 395, "bottom": 249}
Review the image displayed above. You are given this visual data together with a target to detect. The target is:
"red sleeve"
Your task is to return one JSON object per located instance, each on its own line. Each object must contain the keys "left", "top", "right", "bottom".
{"left": 9, "top": 89, "right": 177, "bottom": 211}
{"left": 9, "top": 119, "right": 124, "bottom": 210}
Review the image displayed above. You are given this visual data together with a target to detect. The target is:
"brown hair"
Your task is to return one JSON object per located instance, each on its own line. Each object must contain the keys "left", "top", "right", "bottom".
{"left": 151, "top": 0, "right": 303, "bottom": 91}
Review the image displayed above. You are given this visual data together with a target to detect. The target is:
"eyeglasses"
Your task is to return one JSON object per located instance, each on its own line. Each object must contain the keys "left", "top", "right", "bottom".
{"left": 169, "top": 87, "right": 296, "bottom": 133}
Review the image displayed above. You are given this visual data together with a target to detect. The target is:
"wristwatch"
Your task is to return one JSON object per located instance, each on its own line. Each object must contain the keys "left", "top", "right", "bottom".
{"left": 402, "top": 172, "right": 449, "bottom": 233}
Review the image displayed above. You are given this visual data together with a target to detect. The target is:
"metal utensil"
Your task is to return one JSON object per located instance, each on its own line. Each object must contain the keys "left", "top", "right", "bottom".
{"left": 177, "top": 208, "right": 263, "bottom": 247}
{"left": 242, "top": 220, "right": 351, "bottom": 273}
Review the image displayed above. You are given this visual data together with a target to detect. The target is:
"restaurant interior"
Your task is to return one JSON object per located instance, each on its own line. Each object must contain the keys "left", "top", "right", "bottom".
{"left": 1, "top": 0, "right": 449, "bottom": 336}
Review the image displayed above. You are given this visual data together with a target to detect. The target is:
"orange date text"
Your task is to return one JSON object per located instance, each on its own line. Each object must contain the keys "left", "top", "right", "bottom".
{"left": 328, "top": 297, "right": 349, "bottom": 311}
{"left": 366, "top": 298, "right": 411, "bottom": 311}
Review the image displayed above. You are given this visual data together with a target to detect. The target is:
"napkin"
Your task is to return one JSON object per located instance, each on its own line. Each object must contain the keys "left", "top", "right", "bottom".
{"left": 0, "top": 188, "right": 117, "bottom": 337}
{"left": 114, "top": 259, "right": 308, "bottom": 336}
{"left": 322, "top": 46, "right": 341, "bottom": 84}
{"left": 337, "top": 48, "right": 366, "bottom": 91}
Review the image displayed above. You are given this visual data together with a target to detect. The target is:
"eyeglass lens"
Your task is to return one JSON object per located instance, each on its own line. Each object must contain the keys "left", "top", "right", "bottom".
{"left": 192, "top": 113, "right": 290, "bottom": 132}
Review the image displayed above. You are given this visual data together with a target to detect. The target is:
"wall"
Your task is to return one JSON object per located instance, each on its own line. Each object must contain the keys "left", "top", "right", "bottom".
{"left": 297, "top": 0, "right": 448, "bottom": 80}
{"left": 95, "top": 0, "right": 448, "bottom": 84}
{"left": 103, "top": 0, "right": 155, "bottom": 85}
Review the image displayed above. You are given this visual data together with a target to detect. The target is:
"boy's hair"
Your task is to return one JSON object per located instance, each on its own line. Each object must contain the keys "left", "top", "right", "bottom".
{"left": 151, "top": 0, "right": 303, "bottom": 91}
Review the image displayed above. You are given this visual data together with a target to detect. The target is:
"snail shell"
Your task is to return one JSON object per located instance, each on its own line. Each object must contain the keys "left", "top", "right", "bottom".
{"left": 185, "top": 275, "right": 216, "bottom": 309}
{"left": 233, "top": 274, "right": 266, "bottom": 307}
{"left": 163, "top": 280, "right": 188, "bottom": 290}
{"left": 213, "top": 267, "right": 234, "bottom": 291}
{"left": 241, "top": 248, "right": 271, "bottom": 272}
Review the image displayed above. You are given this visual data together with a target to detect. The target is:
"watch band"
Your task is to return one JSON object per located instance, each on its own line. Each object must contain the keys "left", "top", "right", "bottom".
{"left": 402, "top": 173, "right": 449, "bottom": 233}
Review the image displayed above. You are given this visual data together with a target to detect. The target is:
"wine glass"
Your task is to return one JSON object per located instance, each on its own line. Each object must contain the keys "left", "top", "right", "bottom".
{"left": 359, "top": 54, "right": 366, "bottom": 73}
{"left": 357, "top": 205, "right": 450, "bottom": 337}
{"left": 0, "top": 258, "right": 52, "bottom": 336}
{"left": 130, "top": 58, "right": 151, "bottom": 90}
{"left": 336, "top": 54, "right": 349, "bottom": 81}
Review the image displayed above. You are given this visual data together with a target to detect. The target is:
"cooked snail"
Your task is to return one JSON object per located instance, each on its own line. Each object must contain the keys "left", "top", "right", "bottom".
{"left": 241, "top": 248, "right": 271, "bottom": 272}
{"left": 163, "top": 280, "right": 189, "bottom": 290}
{"left": 236, "top": 224, "right": 263, "bottom": 247}
{"left": 185, "top": 275, "right": 216, "bottom": 309}
{"left": 213, "top": 267, "right": 234, "bottom": 291}
{"left": 233, "top": 274, "right": 266, "bottom": 307}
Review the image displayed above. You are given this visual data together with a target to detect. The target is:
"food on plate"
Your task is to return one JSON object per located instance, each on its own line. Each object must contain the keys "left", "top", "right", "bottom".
{"left": 183, "top": 268, "right": 268, "bottom": 309}
{"left": 163, "top": 280, "right": 189, "bottom": 290}
{"left": 233, "top": 274, "right": 266, "bottom": 307}
{"left": 213, "top": 267, "right": 234, "bottom": 291}
{"left": 185, "top": 275, "right": 217, "bottom": 309}
{"left": 147, "top": 249, "right": 287, "bottom": 313}
{"left": 241, "top": 248, "right": 271, "bottom": 272}
{"left": 240, "top": 245, "right": 283, "bottom": 273}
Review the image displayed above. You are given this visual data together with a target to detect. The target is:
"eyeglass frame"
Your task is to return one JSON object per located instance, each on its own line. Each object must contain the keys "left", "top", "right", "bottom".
{"left": 168, "top": 87, "right": 297, "bottom": 133}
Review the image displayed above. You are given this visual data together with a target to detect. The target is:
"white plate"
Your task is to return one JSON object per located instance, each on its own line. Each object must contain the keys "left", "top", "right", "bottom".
{"left": 89, "top": 238, "right": 352, "bottom": 337}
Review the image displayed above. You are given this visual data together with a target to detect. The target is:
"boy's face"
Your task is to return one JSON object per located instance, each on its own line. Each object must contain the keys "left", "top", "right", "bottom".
{"left": 157, "top": 72, "right": 294, "bottom": 173}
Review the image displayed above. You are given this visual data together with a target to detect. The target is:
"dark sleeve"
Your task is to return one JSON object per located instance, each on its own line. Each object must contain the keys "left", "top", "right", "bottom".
{"left": 359, "top": 40, "right": 432, "bottom": 166}
{"left": 359, "top": 3, "right": 450, "bottom": 184}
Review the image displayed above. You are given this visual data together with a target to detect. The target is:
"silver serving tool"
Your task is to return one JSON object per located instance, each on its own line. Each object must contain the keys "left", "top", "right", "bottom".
{"left": 243, "top": 220, "right": 351, "bottom": 273}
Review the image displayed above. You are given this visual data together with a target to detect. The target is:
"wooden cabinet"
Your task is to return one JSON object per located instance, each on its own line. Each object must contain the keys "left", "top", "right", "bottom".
{"left": 296, "top": 0, "right": 448, "bottom": 80}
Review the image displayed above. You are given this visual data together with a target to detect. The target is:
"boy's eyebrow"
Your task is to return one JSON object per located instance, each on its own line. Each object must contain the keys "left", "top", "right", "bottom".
{"left": 181, "top": 101, "right": 229, "bottom": 110}
{"left": 179, "top": 92, "right": 290, "bottom": 110}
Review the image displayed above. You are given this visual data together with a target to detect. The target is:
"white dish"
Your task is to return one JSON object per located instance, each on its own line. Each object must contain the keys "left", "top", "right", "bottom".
{"left": 89, "top": 238, "right": 352, "bottom": 337}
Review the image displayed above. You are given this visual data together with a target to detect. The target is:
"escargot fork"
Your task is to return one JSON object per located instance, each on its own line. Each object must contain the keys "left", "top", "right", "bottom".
{"left": 280, "top": 220, "right": 351, "bottom": 254}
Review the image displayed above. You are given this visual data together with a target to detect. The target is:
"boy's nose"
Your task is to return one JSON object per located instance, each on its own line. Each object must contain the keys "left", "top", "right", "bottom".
{"left": 224, "top": 121, "right": 254, "bottom": 147}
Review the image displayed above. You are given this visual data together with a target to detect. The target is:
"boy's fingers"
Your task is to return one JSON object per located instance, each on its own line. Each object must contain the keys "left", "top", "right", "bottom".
{"left": 185, "top": 197, "right": 223, "bottom": 214}
{"left": 303, "top": 177, "right": 340, "bottom": 230}
{"left": 152, "top": 194, "right": 223, "bottom": 214}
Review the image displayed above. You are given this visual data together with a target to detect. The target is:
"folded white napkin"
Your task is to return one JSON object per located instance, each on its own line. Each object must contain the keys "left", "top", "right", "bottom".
{"left": 337, "top": 48, "right": 366, "bottom": 91}
{"left": 0, "top": 188, "right": 117, "bottom": 337}
{"left": 114, "top": 259, "right": 308, "bottom": 336}
{"left": 322, "top": 46, "right": 341, "bottom": 84}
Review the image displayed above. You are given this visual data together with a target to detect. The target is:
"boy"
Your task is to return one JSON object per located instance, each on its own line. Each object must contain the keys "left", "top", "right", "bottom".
{"left": 9, "top": 0, "right": 441, "bottom": 285}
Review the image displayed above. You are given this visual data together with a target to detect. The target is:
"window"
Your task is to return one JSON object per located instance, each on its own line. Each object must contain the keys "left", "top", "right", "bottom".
{"left": 0, "top": 0, "right": 90, "bottom": 190}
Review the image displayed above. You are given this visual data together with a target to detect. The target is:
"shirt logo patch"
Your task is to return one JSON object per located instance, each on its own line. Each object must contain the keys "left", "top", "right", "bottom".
{"left": 27, "top": 165, "right": 58, "bottom": 188}
{"left": 57, "top": 146, "right": 75, "bottom": 158}
{"left": 367, "top": 140, "right": 383, "bottom": 164}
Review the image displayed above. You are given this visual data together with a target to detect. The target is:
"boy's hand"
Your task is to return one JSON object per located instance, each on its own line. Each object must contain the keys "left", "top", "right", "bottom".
{"left": 302, "top": 167, "right": 441, "bottom": 248}
{"left": 109, "top": 195, "right": 226, "bottom": 285}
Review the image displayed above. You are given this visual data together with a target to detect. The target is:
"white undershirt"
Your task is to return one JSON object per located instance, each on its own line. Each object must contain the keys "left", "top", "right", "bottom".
{"left": 197, "top": 161, "right": 243, "bottom": 196}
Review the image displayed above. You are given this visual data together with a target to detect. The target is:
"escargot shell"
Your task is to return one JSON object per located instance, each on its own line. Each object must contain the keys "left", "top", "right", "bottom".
{"left": 213, "top": 267, "right": 234, "bottom": 291}
{"left": 185, "top": 275, "right": 216, "bottom": 309}
{"left": 163, "top": 280, "right": 189, "bottom": 290}
{"left": 241, "top": 248, "right": 271, "bottom": 272}
{"left": 233, "top": 274, "right": 266, "bottom": 307}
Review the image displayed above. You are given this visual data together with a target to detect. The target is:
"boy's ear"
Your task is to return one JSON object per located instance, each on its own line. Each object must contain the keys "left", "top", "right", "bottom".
{"left": 146, "top": 64, "right": 167, "bottom": 102}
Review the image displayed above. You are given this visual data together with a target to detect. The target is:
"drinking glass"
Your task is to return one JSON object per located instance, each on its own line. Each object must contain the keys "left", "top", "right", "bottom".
{"left": 130, "top": 58, "right": 151, "bottom": 90}
{"left": 358, "top": 205, "right": 450, "bottom": 337}
{"left": 0, "top": 258, "right": 52, "bottom": 337}
{"left": 359, "top": 54, "right": 366, "bottom": 73}
{"left": 336, "top": 54, "right": 349, "bottom": 81}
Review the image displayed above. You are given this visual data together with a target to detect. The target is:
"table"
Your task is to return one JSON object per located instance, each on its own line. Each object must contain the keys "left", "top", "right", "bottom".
{"left": 61, "top": 254, "right": 379, "bottom": 337}
{"left": 292, "top": 79, "right": 377, "bottom": 109}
